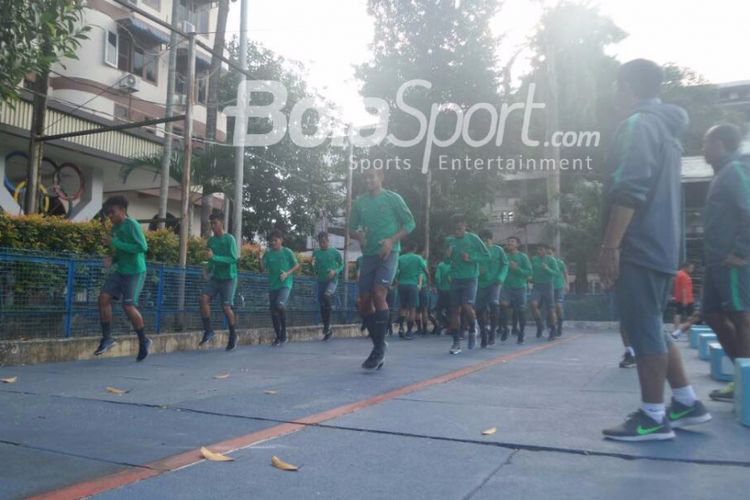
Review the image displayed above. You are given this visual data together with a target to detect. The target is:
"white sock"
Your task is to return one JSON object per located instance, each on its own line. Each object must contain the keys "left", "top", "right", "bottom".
{"left": 641, "top": 402, "right": 666, "bottom": 423}
{"left": 626, "top": 346, "right": 635, "bottom": 357}
{"left": 672, "top": 385, "right": 697, "bottom": 406}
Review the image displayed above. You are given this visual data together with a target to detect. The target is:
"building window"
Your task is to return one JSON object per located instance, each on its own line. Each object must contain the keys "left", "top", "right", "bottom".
{"left": 178, "top": 0, "right": 210, "bottom": 34}
{"left": 114, "top": 104, "right": 129, "bottom": 121}
{"left": 117, "top": 28, "right": 158, "bottom": 84}
{"left": 105, "top": 30, "right": 118, "bottom": 67}
{"left": 142, "top": 0, "right": 161, "bottom": 11}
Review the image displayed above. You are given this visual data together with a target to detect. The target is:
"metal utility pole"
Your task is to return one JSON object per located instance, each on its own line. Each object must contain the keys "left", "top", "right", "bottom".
{"left": 343, "top": 135, "right": 354, "bottom": 283}
{"left": 158, "top": 0, "right": 181, "bottom": 229}
{"left": 232, "top": 0, "right": 249, "bottom": 246}
{"left": 544, "top": 30, "right": 561, "bottom": 253}
{"left": 178, "top": 33, "right": 196, "bottom": 268}
{"left": 424, "top": 168, "right": 432, "bottom": 261}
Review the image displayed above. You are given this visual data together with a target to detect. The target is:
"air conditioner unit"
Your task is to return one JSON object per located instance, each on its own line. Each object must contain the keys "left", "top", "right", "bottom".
{"left": 182, "top": 21, "right": 196, "bottom": 33}
{"left": 119, "top": 74, "right": 140, "bottom": 93}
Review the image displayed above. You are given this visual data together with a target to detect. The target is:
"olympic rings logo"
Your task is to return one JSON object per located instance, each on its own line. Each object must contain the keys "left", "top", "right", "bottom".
{"left": 3, "top": 152, "right": 86, "bottom": 213}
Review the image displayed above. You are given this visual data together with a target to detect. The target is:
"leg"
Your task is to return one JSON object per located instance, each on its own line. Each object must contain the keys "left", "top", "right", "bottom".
{"left": 94, "top": 292, "right": 117, "bottom": 355}
{"left": 199, "top": 293, "right": 216, "bottom": 345}
{"left": 728, "top": 311, "right": 750, "bottom": 357}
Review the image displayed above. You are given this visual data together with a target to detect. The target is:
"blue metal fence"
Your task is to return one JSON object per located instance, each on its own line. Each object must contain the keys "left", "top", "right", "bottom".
{"left": 0, "top": 249, "right": 360, "bottom": 340}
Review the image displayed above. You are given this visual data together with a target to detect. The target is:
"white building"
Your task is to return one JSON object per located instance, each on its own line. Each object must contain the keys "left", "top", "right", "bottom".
{"left": 0, "top": 0, "right": 227, "bottom": 234}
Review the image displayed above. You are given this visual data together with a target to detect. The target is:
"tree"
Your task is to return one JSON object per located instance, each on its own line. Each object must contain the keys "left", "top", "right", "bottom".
{"left": 0, "top": 0, "right": 89, "bottom": 102}
{"left": 356, "top": 0, "right": 504, "bottom": 258}
{"left": 219, "top": 41, "right": 344, "bottom": 246}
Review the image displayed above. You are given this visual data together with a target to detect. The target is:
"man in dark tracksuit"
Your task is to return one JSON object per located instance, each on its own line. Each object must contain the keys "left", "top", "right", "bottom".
{"left": 599, "top": 59, "right": 711, "bottom": 441}
{"left": 701, "top": 124, "right": 750, "bottom": 403}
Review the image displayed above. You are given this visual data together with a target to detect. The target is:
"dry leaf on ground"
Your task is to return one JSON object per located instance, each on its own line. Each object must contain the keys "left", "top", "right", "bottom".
{"left": 106, "top": 386, "right": 130, "bottom": 395}
{"left": 200, "top": 447, "right": 234, "bottom": 462}
{"left": 1, "top": 376, "right": 17, "bottom": 384}
{"left": 272, "top": 455, "right": 298, "bottom": 471}
{"left": 481, "top": 427, "right": 497, "bottom": 436}
{"left": 263, "top": 390, "right": 278, "bottom": 395}
{"left": 214, "top": 374, "right": 230, "bottom": 379}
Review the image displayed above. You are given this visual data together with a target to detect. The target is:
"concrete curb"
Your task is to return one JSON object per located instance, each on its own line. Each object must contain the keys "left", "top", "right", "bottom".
{"left": 0, "top": 324, "right": 367, "bottom": 367}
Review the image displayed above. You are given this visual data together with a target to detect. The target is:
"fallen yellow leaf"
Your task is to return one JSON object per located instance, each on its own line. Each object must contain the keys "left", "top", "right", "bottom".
{"left": 481, "top": 427, "right": 497, "bottom": 436}
{"left": 214, "top": 373, "right": 230, "bottom": 379}
{"left": 263, "top": 390, "right": 278, "bottom": 395}
{"left": 201, "top": 446, "right": 234, "bottom": 462}
{"left": 1, "top": 376, "right": 17, "bottom": 384}
{"left": 272, "top": 455, "right": 298, "bottom": 471}
{"left": 106, "top": 386, "right": 130, "bottom": 395}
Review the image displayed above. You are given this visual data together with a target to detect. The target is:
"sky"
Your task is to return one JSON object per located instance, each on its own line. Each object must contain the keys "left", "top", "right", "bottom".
{"left": 228, "top": 0, "right": 750, "bottom": 125}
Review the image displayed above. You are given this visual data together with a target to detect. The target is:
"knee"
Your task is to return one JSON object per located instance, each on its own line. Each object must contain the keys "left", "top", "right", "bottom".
{"left": 223, "top": 305, "right": 233, "bottom": 316}
{"left": 98, "top": 294, "right": 111, "bottom": 308}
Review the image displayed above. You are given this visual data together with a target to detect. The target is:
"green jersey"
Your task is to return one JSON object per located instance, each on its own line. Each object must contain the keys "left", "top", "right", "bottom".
{"left": 312, "top": 247, "right": 343, "bottom": 282}
{"left": 531, "top": 255, "right": 559, "bottom": 284}
{"left": 419, "top": 265, "right": 430, "bottom": 290}
{"left": 435, "top": 262, "right": 452, "bottom": 291}
{"left": 478, "top": 244, "right": 509, "bottom": 289}
{"left": 553, "top": 257, "right": 567, "bottom": 289}
{"left": 504, "top": 251, "right": 531, "bottom": 288}
{"left": 207, "top": 233, "right": 238, "bottom": 280}
{"left": 111, "top": 217, "right": 148, "bottom": 275}
{"left": 349, "top": 189, "right": 416, "bottom": 257}
{"left": 262, "top": 247, "right": 298, "bottom": 290}
{"left": 397, "top": 253, "right": 427, "bottom": 286}
{"left": 445, "top": 232, "right": 490, "bottom": 280}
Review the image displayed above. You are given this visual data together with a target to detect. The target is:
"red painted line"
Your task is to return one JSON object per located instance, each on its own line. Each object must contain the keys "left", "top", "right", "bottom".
{"left": 30, "top": 335, "right": 580, "bottom": 499}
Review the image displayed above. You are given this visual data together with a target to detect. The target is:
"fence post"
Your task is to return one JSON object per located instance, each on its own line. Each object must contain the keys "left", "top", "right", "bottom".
{"left": 64, "top": 259, "right": 75, "bottom": 338}
{"left": 155, "top": 264, "right": 165, "bottom": 334}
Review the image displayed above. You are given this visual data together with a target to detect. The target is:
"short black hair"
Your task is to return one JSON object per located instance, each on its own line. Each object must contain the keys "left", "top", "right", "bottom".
{"left": 317, "top": 231, "right": 329, "bottom": 242}
{"left": 507, "top": 236, "right": 521, "bottom": 245}
{"left": 103, "top": 195, "right": 128, "bottom": 211}
{"left": 478, "top": 229, "right": 493, "bottom": 240}
{"left": 618, "top": 59, "right": 663, "bottom": 99}
{"left": 404, "top": 240, "right": 418, "bottom": 252}
{"left": 707, "top": 124, "right": 742, "bottom": 152}
{"left": 450, "top": 213, "right": 466, "bottom": 227}
{"left": 680, "top": 261, "right": 693, "bottom": 269}
{"left": 269, "top": 229, "right": 283, "bottom": 241}
{"left": 209, "top": 211, "right": 224, "bottom": 222}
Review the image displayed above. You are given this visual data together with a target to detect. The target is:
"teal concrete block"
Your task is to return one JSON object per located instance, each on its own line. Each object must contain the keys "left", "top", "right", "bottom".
{"left": 690, "top": 326, "right": 712, "bottom": 349}
{"left": 698, "top": 333, "right": 717, "bottom": 361}
{"left": 735, "top": 358, "right": 750, "bottom": 427}
{"left": 709, "top": 342, "right": 733, "bottom": 382}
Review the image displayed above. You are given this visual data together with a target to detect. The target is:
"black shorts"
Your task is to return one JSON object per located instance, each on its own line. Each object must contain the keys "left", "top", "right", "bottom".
{"left": 674, "top": 302, "right": 695, "bottom": 317}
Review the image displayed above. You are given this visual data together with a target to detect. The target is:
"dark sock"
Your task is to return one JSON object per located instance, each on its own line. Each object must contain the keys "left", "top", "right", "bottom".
{"left": 135, "top": 328, "right": 146, "bottom": 343}
{"left": 279, "top": 310, "right": 287, "bottom": 337}
{"left": 372, "top": 310, "right": 389, "bottom": 352}
{"left": 271, "top": 314, "right": 281, "bottom": 337}
{"left": 416, "top": 319, "right": 422, "bottom": 332}
{"left": 201, "top": 316, "right": 211, "bottom": 333}
{"left": 101, "top": 322, "right": 112, "bottom": 339}
{"left": 519, "top": 311, "right": 526, "bottom": 332}
{"left": 512, "top": 309, "right": 518, "bottom": 330}
{"left": 228, "top": 322, "right": 236, "bottom": 336}
{"left": 407, "top": 320, "right": 414, "bottom": 333}
{"left": 490, "top": 306, "right": 499, "bottom": 333}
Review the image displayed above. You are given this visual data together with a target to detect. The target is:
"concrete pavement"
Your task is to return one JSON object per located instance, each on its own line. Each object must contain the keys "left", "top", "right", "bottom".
{"left": 0, "top": 329, "right": 748, "bottom": 499}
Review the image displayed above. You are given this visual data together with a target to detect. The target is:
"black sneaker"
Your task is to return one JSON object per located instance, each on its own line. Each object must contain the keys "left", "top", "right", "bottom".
{"left": 199, "top": 330, "right": 215, "bottom": 346}
{"left": 449, "top": 339, "right": 462, "bottom": 355}
{"left": 517, "top": 332, "right": 525, "bottom": 345}
{"left": 547, "top": 327, "right": 556, "bottom": 341}
{"left": 709, "top": 382, "right": 735, "bottom": 403}
{"left": 619, "top": 351, "right": 636, "bottom": 368}
{"left": 278, "top": 336, "right": 289, "bottom": 346}
{"left": 362, "top": 346, "right": 385, "bottom": 370}
{"left": 323, "top": 327, "right": 333, "bottom": 342}
{"left": 501, "top": 328, "right": 510, "bottom": 342}
{"left": 94, "top": 337, "right": 116, "bottom": 356}
{"left": 511, "top": 328, "right": 519, "bottom": 337}
{"left": 136, "top": 338, "right": 152, "bottom": 362}
{"left": 667, "top": 398, "right": 712, "bottom": 429}
{"left": 488, "top": 328, "right": 496, "bottom": 346}
{"left": 480, "top": 329, "right": 488, "bottom": 349}
{"left": 603, "top": 410, "right": 675, "bottom": 442}
{"left": 468, "top": 330, "right": 477, "bottom": 350}
{"left": 271, "top": 338, "right": 281, "bottom": 347}
{"left": 402, "top": 331, "right": 415, "bottom": 341}
{"left": 226, "top": 332, "right": 238, "bottom": 351}
{"left": 536, "top": 325, "right": 543, "bottom": 338}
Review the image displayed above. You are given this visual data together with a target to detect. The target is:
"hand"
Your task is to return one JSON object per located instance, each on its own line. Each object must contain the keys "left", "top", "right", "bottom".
{"left": 597, "top": 247, "right": 620, "bottom": 289}
{"left": 446, "top": 245, "right": 454, "bottom": 258}
{"left": 280, "top": 271, "right": 288, "bottom": 281}
{"left": 356, "top": 231, "right": 367, "bottom": 250}
{"left": 461, "top": 252, "right": 470, "bottom": 262}
{"left": 103, "top": 255, "right": 112, "bottom": 269}
{"left": 723, "top": 253, "right": 748, "bottom": 267}
{"left": 328, "top": 270, "right": 337, "bottom": 280}
{"left": 379, "top": 237, "right": 394, "bottom": 259}
{"left": 207, "top": 249, "right": 214, "bottom": 259}
{"left": 102, "top": 234, "right": 112, "bottom": 246}
{"left": 510, "top": 261, "right": 518, "bottom": 270}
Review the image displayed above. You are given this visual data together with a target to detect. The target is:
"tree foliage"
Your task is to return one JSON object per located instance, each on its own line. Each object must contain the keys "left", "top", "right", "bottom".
{"left": 0, "top": 0, "right": 90, "bottom": 102}
{"left": 356, "top": 0, "right": 504, "bottom": 257}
